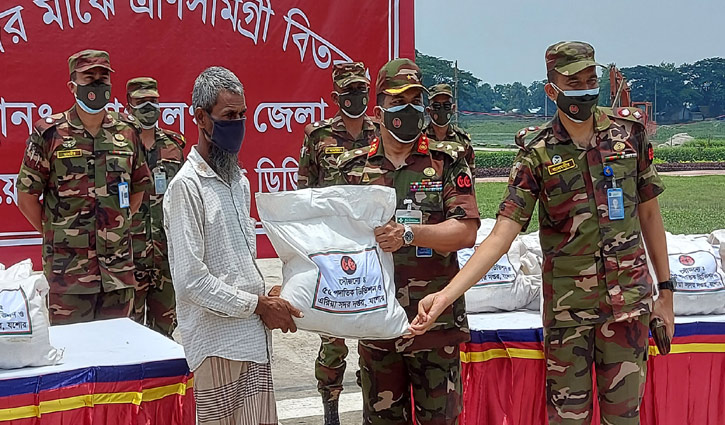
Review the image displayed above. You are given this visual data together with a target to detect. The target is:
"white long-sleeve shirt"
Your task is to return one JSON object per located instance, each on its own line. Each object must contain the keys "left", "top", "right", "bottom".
{"left": 163, "top": 146, "right": 269, "bottom": 371}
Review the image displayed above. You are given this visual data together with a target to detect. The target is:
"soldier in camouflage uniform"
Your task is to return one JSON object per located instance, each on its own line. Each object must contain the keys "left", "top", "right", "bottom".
{"left": 294, "top": 62, "right": 377, "bottom": 425}
{"left": 125, "top": 77, "right": 185, "bottom": 337}
{"left": 334, "top": 58, "right": 480, "bottom": 425}
{"left": 16, "top": 50, "right": 152, "bottom": 324}
{"left": 410, "top": 42, "right": 675, "bottom": 425}
{"left": 424, "top": 83, "right": 475, "bottom": 172}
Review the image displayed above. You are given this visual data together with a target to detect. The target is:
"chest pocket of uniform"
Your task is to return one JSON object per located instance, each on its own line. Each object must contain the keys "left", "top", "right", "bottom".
{"left": 608, "top": 157, "right": 638, "bottom": 205}
{"left": 106, "top": 154, "right": 133, "bottom": 194}
{"left": 543, "top": 170, "right": 588, "bottom": 222}
{"left": 56, "top": 156, "right": 89, "bottom": 197}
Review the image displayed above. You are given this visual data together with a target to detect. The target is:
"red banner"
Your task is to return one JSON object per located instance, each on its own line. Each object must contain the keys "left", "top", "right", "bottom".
{"left": 0, "top": 0, "right": 415, "bottom": 266}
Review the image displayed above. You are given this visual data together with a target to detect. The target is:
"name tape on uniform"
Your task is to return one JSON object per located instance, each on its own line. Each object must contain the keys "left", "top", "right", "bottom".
{"left": 56, "top": 149, "right": 82, "bottom": 159}
{"left": 324, "top": 147, "right": 346, "bottom": 155}
{"left": 547, "top": 159, "right": 576, "bottom": 175}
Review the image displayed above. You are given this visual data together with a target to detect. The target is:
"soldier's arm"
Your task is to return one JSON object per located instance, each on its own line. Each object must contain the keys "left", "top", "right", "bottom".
{"left": 296, "top": 131, "right": 318, "bottom": 189}
{"left": 411, "top": 153, "right": 481, "bottom": 252}
{"left": 409, "top": 215, "right": 522, "bottom": 335}
{"left": 129, "top": 132, "right": 152, "bottom": 214}
{"left": 640, "top": 197, "right": 674, "bottom": 339}
{"left": 17, "top": 192, "right": 42, "bottom": 233}
{"left": 16, "top": 132, "right": 50, "bottom": 233}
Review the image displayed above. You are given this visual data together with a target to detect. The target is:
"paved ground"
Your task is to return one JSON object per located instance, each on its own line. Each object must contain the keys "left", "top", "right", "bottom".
{"left": 258, "top": 258, "right": 363, "bottom": 424}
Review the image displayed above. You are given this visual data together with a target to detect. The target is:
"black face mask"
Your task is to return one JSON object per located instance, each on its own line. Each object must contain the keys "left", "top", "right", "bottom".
{"left": 381, "top": 104, "right": 425, "bottom": 144}
{"left": 130, "top": 101, "right": 161, "bottom": 129}
{"left": 429, "top": 101, "right": 453, "bottom": 127}
{"left": 74, "top": 80, "right": 111, "bottom": 114}
{"left": 203, "top": 113, "right": 246, "bottom": 154}
{"left": 552, "top": 84, "right": 600, "bottom": 122}
{"left": 337, "top": 89, "right": 369, "bottom": 118}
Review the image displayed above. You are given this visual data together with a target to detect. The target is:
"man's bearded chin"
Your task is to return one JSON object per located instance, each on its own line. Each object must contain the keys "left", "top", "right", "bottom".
{"left": 208, "top": 143, "right": 240, "bottom": 184}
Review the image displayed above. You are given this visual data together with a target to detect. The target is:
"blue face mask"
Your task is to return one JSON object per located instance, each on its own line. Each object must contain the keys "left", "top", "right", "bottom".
{"left": 204, "top": 113, "right": 246, "bottom": 154}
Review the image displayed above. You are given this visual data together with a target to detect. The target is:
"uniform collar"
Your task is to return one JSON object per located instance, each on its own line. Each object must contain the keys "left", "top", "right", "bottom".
{"left": 368, "top": 133, "right": 429, "bottom": 159}
{"left": 551, "top": 107, "right": 611, "bottom": 145}
{"left": 330, "top": 113, "right": 376, "bottom": 133}
{"left": 425, "top": 123, "right": 455, "bottom": 139}
{"left": 66, "top": 105, "right": 118, "bottom": 131}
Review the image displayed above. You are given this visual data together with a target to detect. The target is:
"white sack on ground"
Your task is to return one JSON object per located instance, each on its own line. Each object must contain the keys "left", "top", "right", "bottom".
{"left": 0, "top": 259, "right": 63, "bottom": 369}
{"left": 457, "top": 219, "right": 541, "bottom": 313}
{"left": 256, "top": 186, "right": 409, "bottom": 339}
{"left": 660, "top": 232, "right": 725, "bottom": 315}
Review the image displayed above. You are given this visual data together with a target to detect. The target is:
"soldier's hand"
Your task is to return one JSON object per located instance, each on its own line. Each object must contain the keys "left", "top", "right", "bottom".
{"left": 406, "top": 291, "right": 452, "bottom": 337}
{"left": 652, "top": 289, "right": 675, "bottom": 340}
{"left": 374, "top": 220, "right": 404, "bottom": 252}
{"left": 268, "top": 285, "right": 282, "bottom": 297}
{"left": 255, "top": 296, "right": 304, "bottom": 333}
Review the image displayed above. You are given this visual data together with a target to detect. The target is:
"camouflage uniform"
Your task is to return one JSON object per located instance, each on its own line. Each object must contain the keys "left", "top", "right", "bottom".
{"left": 16, "top": 50, "right": 152, "bottom": 324}
{"left": 335, "top": 59, "right": 480, "bottom": 425}
{"left": 126, "top": 78, "right": 185, "bottom": 337}
{"left": 425, "top": 83, "right": 476, "bottom": 172}
{"left": 297, "top": 62, "right": 376, "bottom": 404}
{"left": 497, "top": 41, "right": 665, "bottom": 425}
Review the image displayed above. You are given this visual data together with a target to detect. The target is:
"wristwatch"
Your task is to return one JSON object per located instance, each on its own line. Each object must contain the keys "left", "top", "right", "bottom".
{"left": 658, "top": 278, "right": 677, "bottom": 293}
{"left": 402, "top": 224, "right": 415, "bottom": 246}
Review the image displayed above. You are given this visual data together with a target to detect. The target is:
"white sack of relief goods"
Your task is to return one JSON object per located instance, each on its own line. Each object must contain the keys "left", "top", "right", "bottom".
{"left": 457, "top": 219, "right": 541, "bottom": 312}
{"left": 0, "top": 259, "right": 63, "bottom": 369}
{"left": 256, "top": 186, "right": 408, "bottom": 339}
{"left": 663, "top": 232, "right": 725, "bottom": 315}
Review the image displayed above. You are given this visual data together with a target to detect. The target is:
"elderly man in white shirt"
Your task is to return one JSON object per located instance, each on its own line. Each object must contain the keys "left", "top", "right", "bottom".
{"left": 164, "top": 66, "right": 302, "bottom": 425}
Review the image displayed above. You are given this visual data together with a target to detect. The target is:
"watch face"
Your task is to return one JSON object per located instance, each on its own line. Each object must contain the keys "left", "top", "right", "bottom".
{"left": 403, "top": 230, "right": 414, "bottom": 244}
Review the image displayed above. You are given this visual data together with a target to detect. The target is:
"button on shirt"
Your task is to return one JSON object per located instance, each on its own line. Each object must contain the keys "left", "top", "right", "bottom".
{"left": 163, "top": 146, "right": 269, "bottom": 371}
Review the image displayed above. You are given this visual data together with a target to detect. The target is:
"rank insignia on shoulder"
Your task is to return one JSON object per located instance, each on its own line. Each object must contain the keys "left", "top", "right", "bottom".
{"left": 57, "top": 149, "right": 82, "bottom": 159}
{"left": 324, "top": 146, "right": 345, "bottom": 155}
{"left": 547, "top": 158, "right": 576, "bottom": 175}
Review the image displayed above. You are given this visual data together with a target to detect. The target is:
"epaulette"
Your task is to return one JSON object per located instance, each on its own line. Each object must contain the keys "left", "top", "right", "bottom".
{"left": 337, "top": 145, "right": 370, "bottom": 166}
{"left": 304, "top": 118, "right": 332, "bottom": 136}
{"left": 33, "top": 113, "right": 65, "bottom": 135}
{"left": 604, "top": 106, "right": 646, "bottom": 124}
{"left": 429, "top": 140, "right": 466, "bottom": 161}
{"left": 514, "top": 123, "right": 549, "bottom": 151}
{"left": 162, "top": 129, "right": 186, "bottom": 149}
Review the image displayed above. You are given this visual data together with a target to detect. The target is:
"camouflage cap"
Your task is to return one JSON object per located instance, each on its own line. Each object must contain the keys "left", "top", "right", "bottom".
{"left": 375, "top": 58, "right": 428, "bottom": 96}
{"left": 428, "top": 83, "right": 453, "bottom": 100}
{"left": 545, "top": 41, "right": 603, "bottom": 76}
{"left": 332, "top": 62, "right": 369, "bottom": 89}
{"left": 68, "top": 49, "right": 114, "bottom": 75}
{"left": 126, "top": 77, "right": 160, "bottom": 98}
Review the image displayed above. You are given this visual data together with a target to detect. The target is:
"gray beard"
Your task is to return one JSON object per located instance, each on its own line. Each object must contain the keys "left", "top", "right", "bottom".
{"left": 208, "top": 143, "right": 240, "bottom": 185}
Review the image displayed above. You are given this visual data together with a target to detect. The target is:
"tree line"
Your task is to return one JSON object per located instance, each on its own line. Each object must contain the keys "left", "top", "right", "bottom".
{"left": 416, "top": 50, "right": 725, "bottom": 122}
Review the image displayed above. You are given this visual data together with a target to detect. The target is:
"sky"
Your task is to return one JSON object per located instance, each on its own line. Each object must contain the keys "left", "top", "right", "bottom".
{"left": 415, "top": 0, "right": 724, "bottom": 85}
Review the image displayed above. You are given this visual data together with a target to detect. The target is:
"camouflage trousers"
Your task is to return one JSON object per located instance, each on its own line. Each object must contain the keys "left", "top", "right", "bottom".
{"left": 132, "top": 267, "right": 177, "bottom": 337}
{"left": 48, "top": 288, "right": 135, "bottom": 325}
{"left": 316, "top": 335, "right": 349, "bottom": 402}
{"left": 545, "top": 314, "right": 650, "bottom": 425}
{"left": 358, "top": 341, "right": 462, "bottom": 425}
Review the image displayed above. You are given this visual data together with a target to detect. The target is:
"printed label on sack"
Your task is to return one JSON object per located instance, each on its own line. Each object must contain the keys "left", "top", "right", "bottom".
{"left": 0, "top": 288, "right": 32, "bottom": 335}
{"left": 310, "top": 247, "right": 387, "bottom": 314}
{"left": 474, "top": 253, "right": 517, "bottom": 286}
{"left": 459, "top": 247, "right": 517, "bottom": 287}
{"left": 669, "top": 249, "right": 725, "bottom": 292}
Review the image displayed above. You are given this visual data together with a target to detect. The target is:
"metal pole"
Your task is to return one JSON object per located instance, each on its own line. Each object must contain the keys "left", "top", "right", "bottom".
{"left": 454, "top": 60, "right": 459, "bottom": 125}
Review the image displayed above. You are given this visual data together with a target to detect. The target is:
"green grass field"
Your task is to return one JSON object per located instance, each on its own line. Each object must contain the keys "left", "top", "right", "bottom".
{"left": 458, "top": 115, "right": 725, "bottom": 147}
{"left": 475, "top": 175, "right": 725, "bottom": 235}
